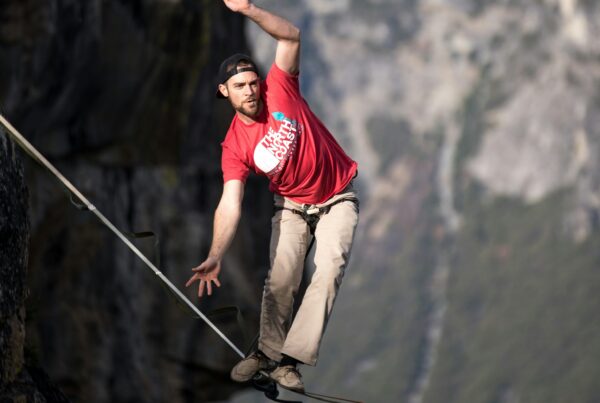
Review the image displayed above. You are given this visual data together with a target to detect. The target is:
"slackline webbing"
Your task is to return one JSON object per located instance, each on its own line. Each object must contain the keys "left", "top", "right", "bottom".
{"left": 0, "top": 114, "right": 245, "bottom": 359}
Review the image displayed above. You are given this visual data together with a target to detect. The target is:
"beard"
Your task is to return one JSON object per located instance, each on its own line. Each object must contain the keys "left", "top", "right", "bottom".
{"left": 234, "top": 97, "right": 261, "bottom": 119}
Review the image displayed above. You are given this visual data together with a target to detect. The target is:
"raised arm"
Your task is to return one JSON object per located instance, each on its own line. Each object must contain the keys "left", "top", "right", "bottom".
{"left": 223, "top": 0, "right": 300, "bottom": 75}
{"left": 185, "top": 179, "right": 245, "bottom": 297}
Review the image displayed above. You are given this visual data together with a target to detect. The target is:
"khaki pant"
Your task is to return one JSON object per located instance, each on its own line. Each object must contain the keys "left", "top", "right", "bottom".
{"left": 258, "top": 183, "right": 359, "bottom": 366}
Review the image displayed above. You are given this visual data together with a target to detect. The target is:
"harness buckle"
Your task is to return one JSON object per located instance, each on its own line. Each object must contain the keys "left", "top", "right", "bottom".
{"left": 303, "top": 205, "right": 321, "bottom": 215}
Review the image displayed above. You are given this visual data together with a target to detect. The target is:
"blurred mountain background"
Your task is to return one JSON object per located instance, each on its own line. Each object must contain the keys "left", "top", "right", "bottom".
{"left": 238, "top": 0, "right": 600, "bottom": 402}
{"left": 1, "top": 0, "right": 600, "bottom": 403}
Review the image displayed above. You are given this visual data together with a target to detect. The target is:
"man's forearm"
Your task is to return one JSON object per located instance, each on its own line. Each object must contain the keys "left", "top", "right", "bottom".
{"left": 240, "top": 3, "right": 300, "bottom": 43}
{"left": 208, "top": 203, "right": 241, "bottom": 261}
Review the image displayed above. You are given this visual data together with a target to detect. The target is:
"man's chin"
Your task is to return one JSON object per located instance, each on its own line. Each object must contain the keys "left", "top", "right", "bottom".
{"left": 238, "top": 104, "right": 260, "bottom": 118}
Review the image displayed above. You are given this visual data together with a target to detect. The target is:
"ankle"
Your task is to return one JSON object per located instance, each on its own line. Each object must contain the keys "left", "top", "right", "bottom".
{"left": 279, "top": 354, "right": 300, "bottom": 367}
{"left": 256, "top": 349, "right": 267, "bottom": 357}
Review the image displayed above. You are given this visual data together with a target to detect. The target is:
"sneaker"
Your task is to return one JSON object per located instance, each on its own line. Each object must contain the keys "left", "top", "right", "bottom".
{"left": 230, "top": 351, "right": 274, "bottom": 382}
{"left": 270, "top": 365, "right": 305, "bottom": 392}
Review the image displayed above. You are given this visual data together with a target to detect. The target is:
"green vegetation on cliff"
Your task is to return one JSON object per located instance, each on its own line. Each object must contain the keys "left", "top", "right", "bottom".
{"left": 425, "top": 190, "right": 600, "bottom": 403}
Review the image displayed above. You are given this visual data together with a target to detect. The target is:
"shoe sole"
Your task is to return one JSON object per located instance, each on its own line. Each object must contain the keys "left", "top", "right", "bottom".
{"left": 269, "top": 375, "right": 305, "bottom": 393}
{"left": 279, "top": 384, "right": 305, "bottom": 393}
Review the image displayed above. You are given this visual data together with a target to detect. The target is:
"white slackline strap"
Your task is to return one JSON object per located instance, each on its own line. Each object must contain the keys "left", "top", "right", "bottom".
{"left": 0, "top": 114, "right": 245, "bottom": 359}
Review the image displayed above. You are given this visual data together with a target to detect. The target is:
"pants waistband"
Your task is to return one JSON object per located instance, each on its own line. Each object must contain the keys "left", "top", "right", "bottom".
{"left": 274, "top": 181, "right": 357, "bottom": 211}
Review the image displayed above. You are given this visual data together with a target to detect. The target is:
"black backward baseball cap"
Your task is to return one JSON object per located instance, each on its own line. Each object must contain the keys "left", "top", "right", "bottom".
{"left": 215, "top": 53, "right": 259, "bottom": 99}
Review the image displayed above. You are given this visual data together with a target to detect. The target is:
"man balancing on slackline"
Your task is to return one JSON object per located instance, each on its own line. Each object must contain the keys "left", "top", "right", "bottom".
{"left": 185, "top": 0, "right": 359, "bottom": 393}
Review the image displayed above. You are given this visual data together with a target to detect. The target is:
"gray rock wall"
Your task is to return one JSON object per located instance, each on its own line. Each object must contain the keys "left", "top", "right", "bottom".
{"left": 0, "top": 129, "right": 41, "bottom": 402}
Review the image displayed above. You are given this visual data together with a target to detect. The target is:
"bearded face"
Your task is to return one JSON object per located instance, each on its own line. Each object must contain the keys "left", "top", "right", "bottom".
{"left": 219, "top": 71, "right": 262, "bottom": 120}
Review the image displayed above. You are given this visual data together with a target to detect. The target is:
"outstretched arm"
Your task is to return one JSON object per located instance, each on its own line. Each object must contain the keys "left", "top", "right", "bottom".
{"left": 185, "top": 179, "right": 244, "bottom": 297}
{"left": 223, "top": 0, "right": 300, "bottom": 75}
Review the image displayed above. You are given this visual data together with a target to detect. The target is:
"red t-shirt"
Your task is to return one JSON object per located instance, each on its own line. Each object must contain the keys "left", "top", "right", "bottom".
{"left": 221, "top": 63, "right": 357, "bottom": 204}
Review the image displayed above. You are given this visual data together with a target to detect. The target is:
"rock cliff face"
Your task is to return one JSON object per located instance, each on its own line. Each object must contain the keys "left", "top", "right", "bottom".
{"left": 4, "top": 1, "right": 600, "bottom": 402}
{"left": 1, "top": 1, "right": 271, "bottom": 402}
{"left": 0, "top": 130, "right": 34, "bottom": 401}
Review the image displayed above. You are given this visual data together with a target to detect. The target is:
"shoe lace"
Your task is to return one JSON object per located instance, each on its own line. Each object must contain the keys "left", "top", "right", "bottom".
{"left": 251, "top": 351, "right": 277, "bottom": 370}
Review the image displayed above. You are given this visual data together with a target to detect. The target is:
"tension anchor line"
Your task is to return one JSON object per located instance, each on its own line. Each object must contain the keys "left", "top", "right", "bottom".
{"left": 0, "top": 114, "right": 245, "bottom": 359}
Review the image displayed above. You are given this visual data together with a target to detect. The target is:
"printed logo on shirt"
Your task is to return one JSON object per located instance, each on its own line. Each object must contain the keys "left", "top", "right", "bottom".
{"left": 253, "top": 112, "right": 301, "bottom": 176}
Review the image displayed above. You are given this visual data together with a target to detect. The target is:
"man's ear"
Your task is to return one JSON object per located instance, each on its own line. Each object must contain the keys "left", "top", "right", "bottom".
{"left": 218, "top": 84, "right": 228, "bottom": 98}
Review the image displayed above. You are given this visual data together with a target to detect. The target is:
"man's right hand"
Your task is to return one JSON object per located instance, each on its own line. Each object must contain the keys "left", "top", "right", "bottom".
{"left": 186, "top": 256, "right": 222, "bottom": 297}
{"left": 223, "top": 0, "right": 252, "bottom": 13}
{"left": 186, "top": 180, "right": 244, "bottom": 298}
{"left": 222, "top": 0, "right": 300, "bottom": 75}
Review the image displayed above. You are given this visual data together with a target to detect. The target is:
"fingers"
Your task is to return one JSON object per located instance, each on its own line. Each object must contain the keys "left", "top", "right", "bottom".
{"left": 205, "top": 277, "right": 222, "bottom": 296}
{"left": 185, "top": 274, "right": 206, "bottom": 298}
{"left": 186, "top": 263, "right": 221, "bottom": 298}
{"left": 185, "top": 273, "right": 198, "bottom": 288}
{"left": 198, "top": 279, "right": 206, "bottom": 297}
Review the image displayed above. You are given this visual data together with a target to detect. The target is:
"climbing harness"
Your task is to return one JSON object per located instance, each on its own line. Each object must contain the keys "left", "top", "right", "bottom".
{"left": 0, "top": 114, "right": 363, "bottom": 403}
{"left": 274, "top": 197, "right": 359, "bottom": 235}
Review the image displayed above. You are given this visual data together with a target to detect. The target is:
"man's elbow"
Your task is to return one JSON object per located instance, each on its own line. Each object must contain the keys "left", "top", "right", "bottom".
{"left": 289, "top": 26, "right": 301, "bottom": 43}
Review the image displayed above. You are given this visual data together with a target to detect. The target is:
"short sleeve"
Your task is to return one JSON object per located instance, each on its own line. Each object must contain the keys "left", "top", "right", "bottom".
{"left": 265, "top": 63, "right": 301, "bottom": 99}
{"left": 221, "top": 143, "right": 250, "bottom": 183}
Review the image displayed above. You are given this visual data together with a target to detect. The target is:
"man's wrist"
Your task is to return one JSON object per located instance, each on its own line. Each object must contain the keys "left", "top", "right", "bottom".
{"left": 238, "top": 2, "right": 256, "bottom": 17}
{"left": 208, "top": 253, "right": 222, "bottom": 262}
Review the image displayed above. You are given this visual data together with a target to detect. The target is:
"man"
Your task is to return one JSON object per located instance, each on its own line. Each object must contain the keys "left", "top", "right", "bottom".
{"left": 185, "top": 0, "right": 359, "bottom": 393}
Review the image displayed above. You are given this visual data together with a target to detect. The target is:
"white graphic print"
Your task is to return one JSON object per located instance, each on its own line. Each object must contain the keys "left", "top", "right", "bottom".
{"left": 254, "top": 112, "right": 301, "bottom": 176}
